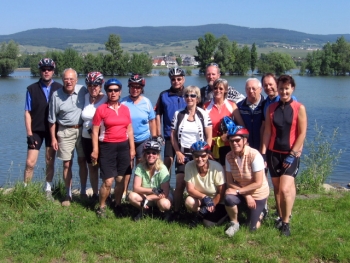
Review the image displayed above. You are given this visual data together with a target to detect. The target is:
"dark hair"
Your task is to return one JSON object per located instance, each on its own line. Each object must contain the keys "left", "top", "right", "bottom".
{"left": 277, "top": 75, "right": 296, "bottom": 89}
{"left": 261, "top": 73, "right": 277, "bottom": 85}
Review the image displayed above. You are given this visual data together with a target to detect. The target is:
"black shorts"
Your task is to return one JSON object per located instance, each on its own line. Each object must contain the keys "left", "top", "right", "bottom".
{"left": 218, "top": 146, "right": 231, "bottom": 166}
{"left": 135, "top": 139, "right": 147, "bottom": 160}
{"left": 82, "top": 137, "right": 93, "bottom": 164}
{"left": 175, "top": 148, "right": 192, "bottom": 174}
{"left": 164, "top": 139, "right": 175, "bottom": 158}
{"left": 28, "top": 131, "right": 52, "bottom": 150}
{"left": 203, "top": 204, "right": 227, "bottom": 223}
{"left": 99, "top": 140, "right": 132, "bottom": 179}
{"left": 267, "top": 150, "right": 300, "bottom": 178}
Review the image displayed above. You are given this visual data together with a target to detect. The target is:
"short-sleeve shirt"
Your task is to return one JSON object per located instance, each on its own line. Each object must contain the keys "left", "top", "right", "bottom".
{"left": 92, "top": 103, "right": 131, "bottom": 143}
{"left": 120, "top": 96, "right": 155, "bottom": 142}
{"left": 185, "top": 160, "right": 225, "bottom": 199}
{"left": 134, "top": 163, "right": 170, "bottom": 188}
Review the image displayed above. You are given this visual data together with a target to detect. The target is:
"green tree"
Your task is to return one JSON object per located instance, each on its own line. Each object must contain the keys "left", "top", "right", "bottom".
{"left": 213, "top": 35, "right": 234, "bottom": 75}
{"left": 257, "top": 52, "right": 296, "bottom": 75}
{"left": 228, "top": 41, "right": 239, "bottom": 75}
{"left": 83, "top": 53, "right": 99, "bottom": 74}
{"left": 29, "top": 54, "right": 43, "bottom": 77}
{"left": 129, "top": 53, "right": 152, "bottom": 75}
{"left": 176, "top": 57, "right": 182, "bottom": 66}
{"left": 0, "top": 40, "right": 19, "bottom": 77}
{"left": 320, "top": 42, "right": 335, "bottom": 76}
{"left": 250, "top": 43, "right": 258, "bottom": 73}
{"left": 195, "top": 33, "right": 218, "bottom": 73}
{"left": 61, "top": 48, "right": 83, "bottom": 74}
{"left": 105, "top": 34, "right": 123, "bottom": 59}
{"left": 305, "top": 51, "right": 322, "bottom": 75}
{"left": 46, "top": 50, "right": 64, "bottom": 76}
{"left": 332, "top": 36, "right": 350, "bottom": 75}
{"left": 234, "top": 45, "right": 251, "bottom": 75}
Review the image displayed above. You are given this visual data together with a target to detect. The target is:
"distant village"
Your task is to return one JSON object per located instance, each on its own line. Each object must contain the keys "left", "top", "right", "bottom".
{"left": 152, "top": 54, "right": 199, "bottom": 67}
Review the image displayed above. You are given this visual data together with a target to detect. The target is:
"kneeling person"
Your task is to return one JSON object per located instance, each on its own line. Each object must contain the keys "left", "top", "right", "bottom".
{"left": 128, "top": 139, "right": 172, "bottom": 221}
{"left": 185, "top": 141, "right": 227, "bottom": 227}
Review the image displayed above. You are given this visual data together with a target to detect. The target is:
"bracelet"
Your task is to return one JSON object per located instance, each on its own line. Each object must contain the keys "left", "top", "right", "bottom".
{"left": 290, "top": 150, "right": 298, "bottom": 156}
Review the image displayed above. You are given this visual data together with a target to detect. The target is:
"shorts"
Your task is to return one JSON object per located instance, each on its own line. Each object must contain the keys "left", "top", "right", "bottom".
{"left": 135, "top": 139, "right": 147, "bottom": 160}
{"left": 203, "top": 204, "right": 227, "bottom": 223}
{"left": 218, "top": 146, "right": 231, "bottom": 166}
{"left": 175, "top": 150, "right": 192, "bottom": 174}
{"left": 57, "top": 126, "right": 85, "bottom": 161}
{"left": 267, "top": 150, "right": 300, "bottom": 178}
{"left": 99, "top": 140, "right": 132, "bottom": 179}
{"left": 164, "top": 139, "right": 175, "bottom": 158}
{"left": 82, "top": 137, "right": 93, "bottom": 164}
{"left": 28, "top": 131, "right": 52, "bottom": 150}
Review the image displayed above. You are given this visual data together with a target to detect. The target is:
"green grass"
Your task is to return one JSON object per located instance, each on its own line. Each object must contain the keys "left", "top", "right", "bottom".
{"left": 0, "top": 183, "right": 349, "bottom": 262}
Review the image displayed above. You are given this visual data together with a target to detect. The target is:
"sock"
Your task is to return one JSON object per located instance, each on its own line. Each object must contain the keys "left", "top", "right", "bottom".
{"left": 45, "top": 182, "right": 52, "bottom": 192}
{"left": 66, "top": 187, "right": 72, "bottom": 198}
{"left": 80, "top": 184, "right": 86, "bottom": 195}
{"left": 23, "top": 182, "right": 27, "bottom": 187}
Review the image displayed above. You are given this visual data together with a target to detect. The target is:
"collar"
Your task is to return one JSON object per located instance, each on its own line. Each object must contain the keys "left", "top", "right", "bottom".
{"left": 39, "top": 79, "right": 53, "bottom": 87}
{"left": 169, "top": 86, "right": 184, "bottom": 96}
{"left": 278, "top": 98, "right": 293, "bottom": 106}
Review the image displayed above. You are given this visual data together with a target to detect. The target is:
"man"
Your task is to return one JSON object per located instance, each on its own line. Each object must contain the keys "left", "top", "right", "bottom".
{"left": 48, "top": 68, "right": 88, "bottom": 206}
{"left": 200, "top": 63, "right": 245, "bottom": 106}
{"left": 24, "top": 58, "right": 62, "bottom": 200}
{"left": 237, "top": 78, "right": 265, "bottom": 150}
{"left": 155, "top": 67, "right": 187, "bottom": 171}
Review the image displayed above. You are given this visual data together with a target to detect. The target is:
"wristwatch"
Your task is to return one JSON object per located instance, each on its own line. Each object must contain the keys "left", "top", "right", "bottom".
{"left": 236, "top": 189, "right": 240, "bottom": 195}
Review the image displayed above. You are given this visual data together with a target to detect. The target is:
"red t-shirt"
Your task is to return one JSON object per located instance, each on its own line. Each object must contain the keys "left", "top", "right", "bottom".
{"left": 92, "top": 103, "right": 131, "bottom": 142}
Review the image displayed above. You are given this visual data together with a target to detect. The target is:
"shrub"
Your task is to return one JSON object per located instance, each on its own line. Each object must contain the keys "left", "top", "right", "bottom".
{"left": 158, "top": 70, "right": 167, "bottom": 76}
{"left": 186, "top": 69, "right": 192, "bottom": 76}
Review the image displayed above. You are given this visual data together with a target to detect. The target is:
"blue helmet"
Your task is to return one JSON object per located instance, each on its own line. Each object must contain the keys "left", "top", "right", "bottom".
{"left": 190, "top": 141, "right": 211, "bottom": 154}
{"left": 104, "top": 78, "right": 122, "bottom": 92}
{"left": 227, "top": 126, "right": 249, "bottom": 139}
{"left": 219, "top": 116, "right": 236, "bottom": 134}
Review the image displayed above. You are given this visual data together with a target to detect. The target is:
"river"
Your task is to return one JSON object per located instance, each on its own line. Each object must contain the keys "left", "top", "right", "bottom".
{"left": 0, "top": 70, "right": 349, "bottom": 189}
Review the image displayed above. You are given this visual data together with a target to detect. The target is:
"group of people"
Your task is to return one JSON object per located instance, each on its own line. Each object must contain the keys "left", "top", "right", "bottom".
{"left": 24, "top": 58, "right": 307, "bottom": 237}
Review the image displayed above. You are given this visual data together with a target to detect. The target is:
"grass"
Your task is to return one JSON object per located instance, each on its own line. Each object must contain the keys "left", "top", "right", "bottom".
{"left": 0, "top": 183, "right": 349, "bottom": 262}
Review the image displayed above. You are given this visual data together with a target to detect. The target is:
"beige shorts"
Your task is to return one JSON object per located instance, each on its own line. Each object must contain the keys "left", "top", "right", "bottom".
{"left": 57, "top": 126, "right": 85, "bottom": 161}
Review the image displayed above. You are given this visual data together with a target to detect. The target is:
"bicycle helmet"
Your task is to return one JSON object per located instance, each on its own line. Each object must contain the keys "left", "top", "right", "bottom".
{"left": 38, "top": 58, "right": 56, "bottom": 69}
{"left": 168, "top": 67, "right": 185, "bottom": 78}
{"left": 143, "top": 139, "right": 161, "bottom": 152}
{"left": 85, "top": 72, "right": 104, "bottom": 86}
{"left": 227, "top": 126, "right": 249, "bottom": 139}
{"left": 190, "top": 141, "right": 211, "bottom": 154}
{"left": 219, "top": 116, "right": 236, "bottom": 134}
{"left": 128, "top": 74, "right": 145, "bottom": 87}
{"left": 104, "top": 78, "right": 122, "bottom": 92}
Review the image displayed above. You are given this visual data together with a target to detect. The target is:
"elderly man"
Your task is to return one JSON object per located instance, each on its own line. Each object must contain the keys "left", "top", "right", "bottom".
{"left": 237, "top": 78, "right": 265, "bottom": 150}
{"left": 200, "top": 63, "right": 245, "bottom": 106}
{"left": 24, "top": 58, "right": 62, "bottom": 200}
{"left": 48, "top": 68, "right": 88, "bottom": 206}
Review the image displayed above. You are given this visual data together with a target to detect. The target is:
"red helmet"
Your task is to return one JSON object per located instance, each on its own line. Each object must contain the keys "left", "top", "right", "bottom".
{"left": 38, "top": 58, "right": 56, "bottom": 69}
{"left": 85, "top": 72, "right": 104, "bottom": 86}
{"left": 128, "top": 74, "right": 145, "bottom": 87}
{"left": 227, "top": 126, "right": 249, "bottom": 139}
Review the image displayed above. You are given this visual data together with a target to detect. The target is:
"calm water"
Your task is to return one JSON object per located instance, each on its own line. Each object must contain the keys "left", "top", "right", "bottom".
{"left": 1, "top": 70, "right": 349, "bottom": 188}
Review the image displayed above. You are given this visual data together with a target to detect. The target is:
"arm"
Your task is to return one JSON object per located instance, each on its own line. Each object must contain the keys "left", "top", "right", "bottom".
{"left": 292, "top": 105, "right": 307, "bottom": 155}
{"left": 231, "top": 104, "right": 245, "bottom": 126}
{"left": 91, "top": 125, "right": 100, "bottom": 162}
{"left": 49, "top": 122, "right": 58, "bottom": 151}
{"left": 149, "top": 118, "right": 157, "bottom": 137}
{"left": 171, "top": 129, "right": 185, "bottom": 164}
{"left": 127, "top": 123, "right": 136, "bottom": 160}
{"left": 24, "top": 111, "right": 37, "bottom": 149}
{"left": 156, "top": 114, "right": 162, "bottom": 136}
{"left": 204, "top": 126, "right": 212, "bottom": 147}
{"left": 133, "top": 175, "right": 162, "bottom": 201}
{"left": 261, "top": 106, "right": 271, "bottom": 155}
{"left": 260, "top": 120, "right": 265, "bottom": 152}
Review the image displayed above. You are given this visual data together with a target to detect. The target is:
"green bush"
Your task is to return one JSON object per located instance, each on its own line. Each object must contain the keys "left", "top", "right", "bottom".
{"left": 158, "top": 70, "right": 167, "bottom": 76}
{"left": 185, "top": 69, "right": 192, "bottom": 76}
{"left": 296, "top": 122, "right": 342, "bottom": 193}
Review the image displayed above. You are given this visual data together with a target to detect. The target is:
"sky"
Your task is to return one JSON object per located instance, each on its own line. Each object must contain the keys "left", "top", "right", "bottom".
{"left": 2, "top": 0, "right": 349, "bottom": 36}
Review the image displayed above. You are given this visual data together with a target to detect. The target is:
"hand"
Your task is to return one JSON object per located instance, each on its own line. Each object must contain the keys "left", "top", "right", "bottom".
{"left": 91, "top": 150, "right": 98, "bottom": 163}
{"left": 152, "top": 188, "right": 164, "bottom": 196}
{"left": 245, "top": 195, "right": 256, "bottom": 209}
{"left": 201, "top": 196, "right": 214, "bottom": 207}
{"left": 27, "top": 135, "right": 37, "bottom": 149}
{"left": 51, "top": 138, "right": 59, "bottom": 151}
{"left": 176, "top": 152, "right": 185, "bottom": 164}
{"left": 152, "top": 136, "right": 165, "bottom": 145}
{"left": 130, "top": 149, "right": 136, "bottom": 161}
{"left": 283, "top": 154, "right": 296, "bottom": 168}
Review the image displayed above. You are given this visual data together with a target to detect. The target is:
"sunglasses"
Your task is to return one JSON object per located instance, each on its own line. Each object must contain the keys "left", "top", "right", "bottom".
{"left": 214, "top": 87, "right": 225, "bottom": 91}
{"left": 171, "top": 77, "right": 183, "bottom": 82}
{"left": 194, "top": 153, "right": 208, "bottom": 159}
{"left": 88, "top": 84, "right": 100, "bottom": 88}
{"left": 207, "top": 63, "right": 219, "bottom": 67}
{"left": 129, "top": 85, "right": 142, "bottom": 89}
{"left": 146, "top": 151, "right": 158, "bottom": 156}
{"left": 41, "top": 68, "right": 53, "bottom": 72}
{"left": 184, "top": 94, "right": 197, "bottom": 98}
{"left": 229, "top": 138, "right": 242, "bottom": 143}
{"left": 107, "top": 88, "right": 121, "bottom": 93}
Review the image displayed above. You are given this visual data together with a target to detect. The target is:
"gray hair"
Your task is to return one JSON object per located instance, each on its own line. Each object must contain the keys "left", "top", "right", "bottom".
{"left": 183, "top": 85, "right": 201, "bottom": 104}
{"left": 62, "top": 68, "right": 78, "bottom": 79}
{"left": 245, "top": 78, "right": 262, "bottom": 89}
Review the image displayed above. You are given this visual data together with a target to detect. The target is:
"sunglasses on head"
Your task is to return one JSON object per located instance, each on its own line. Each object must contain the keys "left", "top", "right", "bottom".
{"left": 41, "top": 68, "right": 53, "bottom": 72}
{"left": 184, "top": 94, "right": 197, "bottom": 98}
{"left": 229, "top": 138, "right": 242, "bottom": 143}
{"left": 207, "top": 63, "right": 219, "bottom": 67}
{"left": 107, "top": 88, "right": 121, "bottom": 93}
{"left": 171, "top": 77, "right": 183, "bottom": 82}
{"left": 146, "top": 151, "right": 158, "bottom": 156}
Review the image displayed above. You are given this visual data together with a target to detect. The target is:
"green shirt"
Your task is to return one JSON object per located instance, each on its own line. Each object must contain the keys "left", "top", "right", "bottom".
{"left": 135, "top": 163, "right": 170, "bottom": 188}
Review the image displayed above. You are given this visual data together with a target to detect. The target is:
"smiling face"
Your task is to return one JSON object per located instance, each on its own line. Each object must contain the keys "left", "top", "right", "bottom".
{"left": 278, "top": 82, "right": 294, "bottom": 102}
{"left": 262, "top": 75, "right": 278, "bottom": 98}
{"left": 87, "top": 84, "right": 102, "bottom": 97}
{"left": 170, "top": 76, "right": 185, "bottom": 89}
{"left": 229, "top": 136, "right": 246, "bottom": 154}
{"left": 145, "top": 150, "right": 159, "bottom": 165}
{"left": 62, "top": 69, "right": 78, "bottom": 94}
{"left": 213, "top": 83, "right": 226, "bottom": 101}
{"left": 245, "top": 79, "right": 262, "bottom": 104}
{"left": 193, "top": 152, "right": 208, "bottom": 168}
{"left": 184, "top": 91, "right": 198, "bottom": 107}
{"left": 129, "top": 84, "right": 143, "bottom": 98}
{"left": 206, "top": 66, "right": 220, "bottom": 87}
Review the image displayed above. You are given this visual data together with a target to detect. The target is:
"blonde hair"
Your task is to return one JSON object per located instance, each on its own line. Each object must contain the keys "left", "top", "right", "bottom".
{"left": 139, "top": 152, "right": 164, "bottom": 171}
{"left": 183, "top": 85, "right": 201, "bottom": 104}
{"left": 213, "top": 78, "right": 229, "bottom": 99}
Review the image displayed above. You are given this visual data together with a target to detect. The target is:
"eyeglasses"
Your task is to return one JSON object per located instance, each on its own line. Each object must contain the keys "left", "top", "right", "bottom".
{"left": 63, "top": 78, "right": 76, "bottom": 82}
{"left": 207, "top": 63, "right": 219, "bottom": 67}
{"left": 184, "top": 94, "right": 197, "bottom": 98}
{"left": 194, "top": 153, "right": 208, "bottom": 159}
{"left": 129, "top": 85, "right": 142, "bottom": 89}
{"left": 214, "top": 87, "right": 225, "bottom": 91}
{"left": 88, "top": 84, "right": 100, "bottom": 88}
{"left": 146, "top": 151, "right": 158, "bottom": 156}
{"left": 107, "top": 88, "right": 121, "bottom": 93}
{"left": 41, "top": 68, "right": 53, "bottom": 72}
{"left": 171, "top": 77, "right": 183, "bottom": 82}
{"left": 229, "top": 138, "right": 242, "bottom": 143}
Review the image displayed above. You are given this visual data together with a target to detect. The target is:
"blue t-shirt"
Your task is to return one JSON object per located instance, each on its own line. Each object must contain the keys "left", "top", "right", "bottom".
{"left": 120, "top": 96, "right": 155, "bottom": 142}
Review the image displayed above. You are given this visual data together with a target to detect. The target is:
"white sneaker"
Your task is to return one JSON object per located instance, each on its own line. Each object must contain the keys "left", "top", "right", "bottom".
{"left": 225, "top": 222, "right": 240, "bottom": 237}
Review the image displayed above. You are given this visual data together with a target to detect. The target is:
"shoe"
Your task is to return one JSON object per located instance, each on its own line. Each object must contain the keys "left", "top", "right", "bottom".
{"left": 113, "top": 205, "right": 125, "bottom": 218}
{"left": 45, "top": 191, "right": 54, "bottom": 201}
{"left": 134, "top": 209, "right": 148, "bottom": 221}
{"left": 163, "top": 211, "right": 172, "bottom": 222}
{"left": 90, "top": 194, "right": 99, "bottom": 204}
{"left": 189, "top": 215, "right": 202, "bottom": 228}
{"left": 96, "top": 206, "right": 107, "bottom": 218}
{"left": 281, "top": 222, "right": 291, "bottom": 236}
{"left": 80, "top": 193, "right": 89, "bottom": 201}
{"left": 225, "top": 222, "right": 240, "bottom": 237}
{"left": 167, "top": 211, "right": 180, "bottom": 222}
{"left": 260, "top": 208, "right": 268, "bottom": 221}
{"left": 61, "top": 196, "right": 72, "bottom": 207}
{"left": 275, "top": 215, "right": 292, "bottom": 230}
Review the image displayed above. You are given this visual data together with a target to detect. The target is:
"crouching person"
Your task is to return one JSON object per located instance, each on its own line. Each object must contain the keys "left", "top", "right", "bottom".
{"left": 224, "top": 126, "right": 269, "bottom": 237}
{"left": 128, "top": 139, "right": 173, "bottom": 221}
{"left": 185, "top": 141, "right": 227, "bottom": 227}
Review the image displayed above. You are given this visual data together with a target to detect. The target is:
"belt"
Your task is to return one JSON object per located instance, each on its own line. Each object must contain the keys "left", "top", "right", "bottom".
{"left": 62, "top": 124, "right": 82, "bottom": 129}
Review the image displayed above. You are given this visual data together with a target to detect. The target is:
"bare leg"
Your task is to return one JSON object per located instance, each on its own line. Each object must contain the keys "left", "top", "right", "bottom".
{"left": 225, "top": 205, "right": 239, "bottom": 224}
{"left": 114, "top": 175, "right": 125, "bottom": 207}
{"left": 78, "top": 156, "right": 88, "bottom": 193}
{"left": 87, "top": 163, "right": 99, "bottom": 195}
{"left": 271, "top": 177, "right": 281, "bottom": 217}
{"left": 45, "top": 147, "right": 56, "bottom": 183}
{"left": 279, "top": 175, "right": 296, "bottom": 223}
{"left": 164, "top": 156, "right": 173, "bottom": 172}
{"left": 99, "top": 178, "right": 114, "bottom": 208}
{"left": 24, "top": 149, "right": 39, "bottom": 183}
{"left": 62, "top": 160, "right": 73, "bottom": 196}
{"left": 185, "top": 196, "right": 200, "bottom": 212}
{"left": 174, "top": 173, "right": 186, "bottom": 212}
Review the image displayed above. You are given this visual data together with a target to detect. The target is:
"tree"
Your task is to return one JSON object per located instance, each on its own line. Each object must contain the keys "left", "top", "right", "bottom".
{"left": 228, "top": 41, "right": 239, "bottom": 75}
{"left": 176, "top": 57, "right": 182, "bottom": 66}
{"left": 250, "top": 43, "right": 258, "bottom": 74}
{"left": 105, "top": 34, "right": 123, "bottom": 60}
{"left": 257, "top": 52, "right": 296, "bottom": 75}
{"left": 320, "top": 42, "right": 335, "bottom": 76}
{"left": 195, "top": 33, "right": 218, "bottom": 73}
{"left": 29, "top": 54, "right": 43, "bottom": 77}
{"left": 61, "top": 48, "right": 83, "bottom": 74}
{"left": 332, "top": 36, "right": 350, "bottom": 75}
{"left": 129, "top": 53, "right": 153, "bottom": 75}
{"left": 234, "top": 45, "right": 251, "bottom": 75}
{"left": 0, "top": 40, "right": 19, "bottom": 77}
{"left": 213, "top": 35, "right": 234, "bottom": 75}
{"left": 304, "top": 51, "right": 322, "bottom": 75}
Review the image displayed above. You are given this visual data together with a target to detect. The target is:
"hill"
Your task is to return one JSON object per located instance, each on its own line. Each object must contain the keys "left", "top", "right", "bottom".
{"left": 0, "top": 24, "right": 349, "bottom": 50}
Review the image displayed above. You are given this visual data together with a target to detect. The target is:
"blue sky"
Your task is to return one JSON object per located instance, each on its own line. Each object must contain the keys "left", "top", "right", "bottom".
{"left": 3, "top": 0, "right": 349, "bottom": 36}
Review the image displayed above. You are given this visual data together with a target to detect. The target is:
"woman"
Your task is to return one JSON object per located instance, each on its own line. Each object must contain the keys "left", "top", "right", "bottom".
{"left": 224, "top": 126, "right": 269, "bottom": 237}
{"left": 261, "top": 75, "right": 307, "bottom": 236}
{"left": 170, "top": 85, "right": 212, "bottom": 220}
{"left": 203, "top": 78, "right": 244, "bottom": 167}
{"left": 81, "top": 72, "right": 107, "bottom": 201}
{"left": 184, "top": 141, "right": 227, "bottom": 227}
{"left": 91, "top": 78, "right": 135, "bottom": 218}
{"left": 128, "top": 139, "right": 172, "bottom": 221}
{"left": 120, "top": 74, "right": 157, "bottom": 199}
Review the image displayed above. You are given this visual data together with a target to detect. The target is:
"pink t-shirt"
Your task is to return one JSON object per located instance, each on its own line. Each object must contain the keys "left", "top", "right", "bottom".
{"left": 92, "top": 103, "right": 131, "bottom": 142}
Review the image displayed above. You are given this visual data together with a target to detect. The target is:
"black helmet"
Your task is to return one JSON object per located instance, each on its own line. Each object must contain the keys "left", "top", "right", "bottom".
{"left": 168, "top": 67, "right": 185, "bottom": 78}
{"left": 38, "top": 58, "right": 56, "bottom": 69}
{"left": 143, "top": 139, "right": 161, "bottom": 152}
{"left": 128, "top": 74, "right": 145, "bottom": 87}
